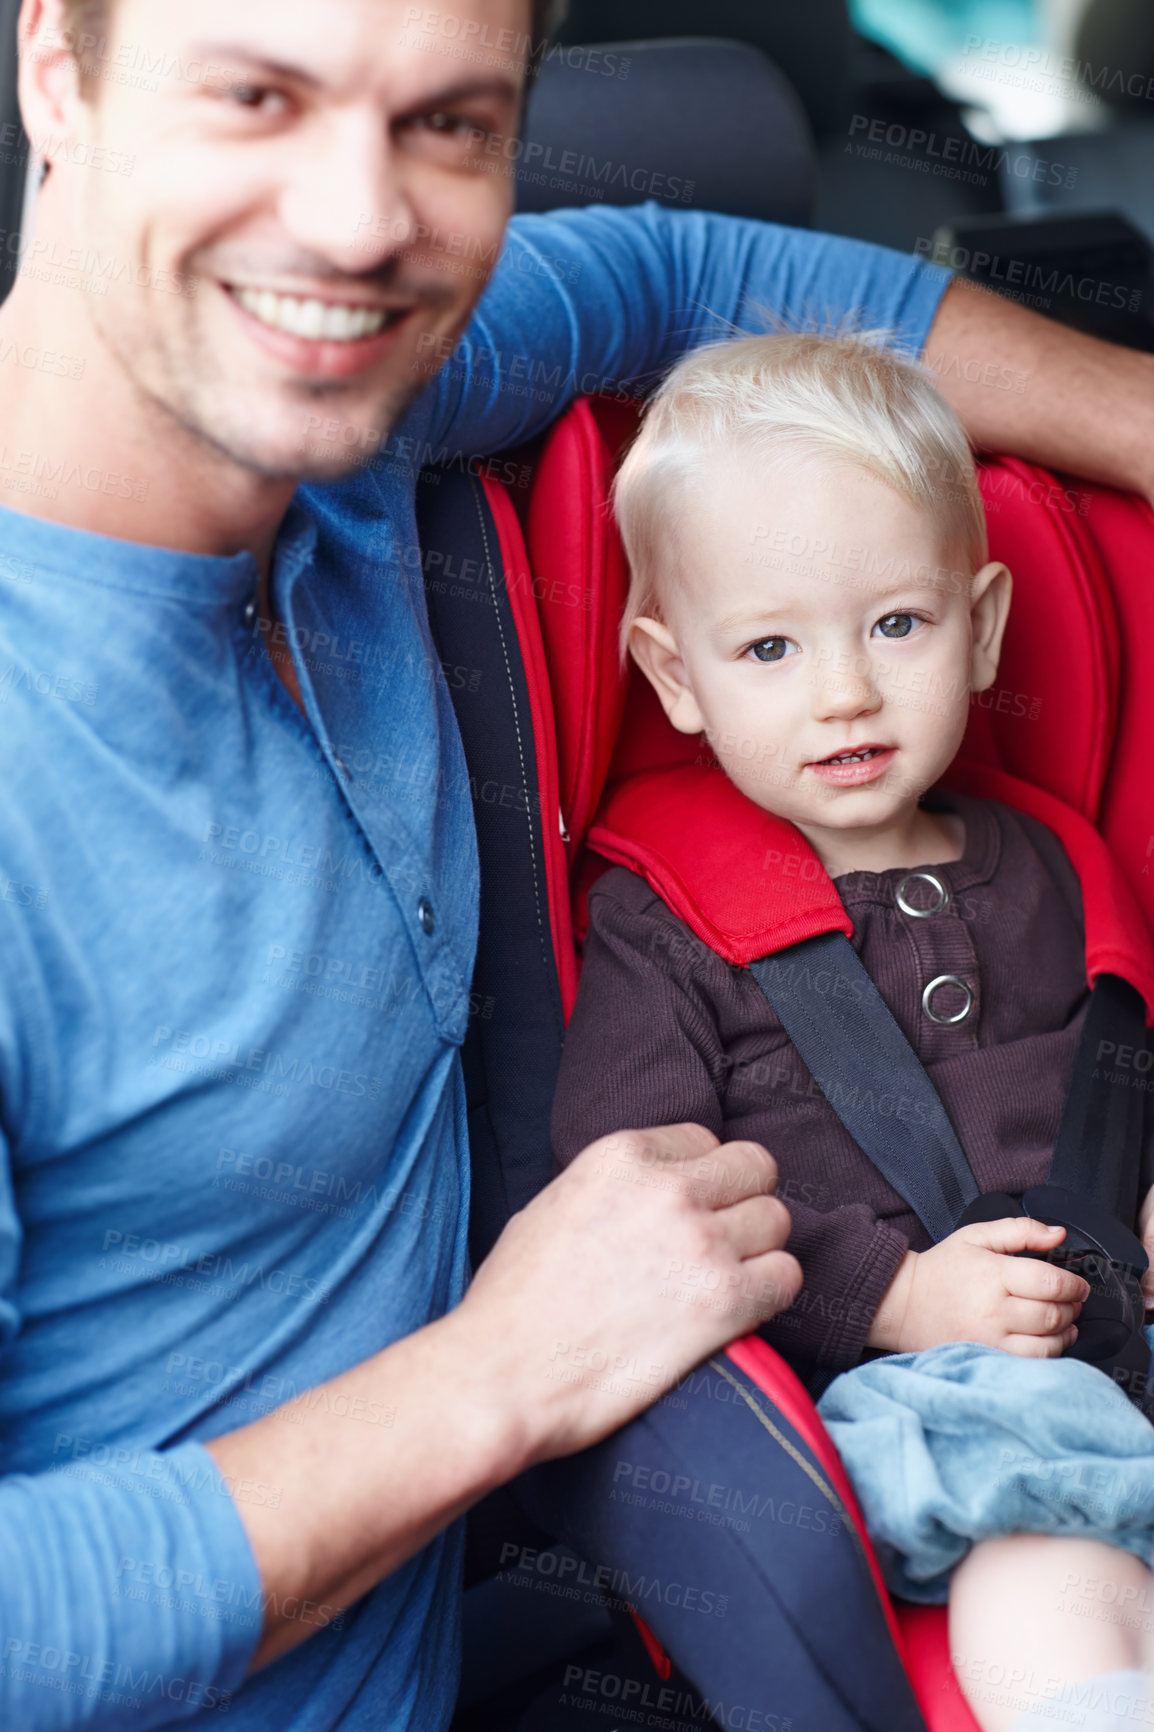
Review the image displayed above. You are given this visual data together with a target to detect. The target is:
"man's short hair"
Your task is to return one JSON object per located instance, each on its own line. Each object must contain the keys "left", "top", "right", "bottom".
{"left": 58, "top": 0, "right": 570, "bottom": 89}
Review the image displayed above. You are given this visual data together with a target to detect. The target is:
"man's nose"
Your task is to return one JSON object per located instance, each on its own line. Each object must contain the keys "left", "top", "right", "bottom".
{"left": 277, "top": 113, "right": 416, "bottom": 277}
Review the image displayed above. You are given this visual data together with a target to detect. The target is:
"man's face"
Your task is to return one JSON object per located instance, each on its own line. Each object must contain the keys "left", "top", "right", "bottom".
{"left": 47, "top": 0, "right": 529, "bottom": 479}
{"left": 636, "top": 453, "right": 996, "bottom": 854}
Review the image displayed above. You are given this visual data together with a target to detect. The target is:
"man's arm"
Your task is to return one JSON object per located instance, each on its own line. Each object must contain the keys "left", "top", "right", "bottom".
{"left": 0, "top": 1122, "right": 798, "bottom": 1727}
{"left": 925, "top": 276, "right": 1154, "bottom": 499}
{"left": 397, "top": 201, "right": 1154, "bottom": 503}
{"left": 391, "top": 200, "right": 952, "bottom": 464}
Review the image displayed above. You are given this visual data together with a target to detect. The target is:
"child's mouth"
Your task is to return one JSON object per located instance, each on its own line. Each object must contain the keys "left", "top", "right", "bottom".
{"left": 807, "top": 745, "right": 895, "bottom": 786}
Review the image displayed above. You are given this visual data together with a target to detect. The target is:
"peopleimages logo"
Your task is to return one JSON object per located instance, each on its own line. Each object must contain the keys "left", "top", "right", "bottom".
{"left": 961, "top": 34, "right": 1154, "bottom": 105}
{"left": 847, "top": 115, "right": 1077, "bottom": 188}
{"left": 149, "top": 1024, "right": 383, "bottom": 1100}
{"left": 498, "top": 1542, "right": 729, "bottom": 1617}
{"left": 559, "top": 1663, "right": 792, "bottom": 1730}
{"left": 915, "top": 237, "right": 1142, "bottom": 315}
{"left": 1, "top": 1639, "right": 234, "bottom": 1715}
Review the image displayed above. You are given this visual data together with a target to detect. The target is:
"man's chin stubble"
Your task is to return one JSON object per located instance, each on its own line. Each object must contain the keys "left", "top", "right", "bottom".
{"left": 148, "top": 385, "right": 421, "bottom": 484}
{"left": 96, "top": 308, "right": 427, "bottom": 486}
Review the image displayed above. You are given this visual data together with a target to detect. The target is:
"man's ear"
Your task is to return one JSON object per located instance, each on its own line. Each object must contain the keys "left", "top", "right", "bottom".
{"left": 627, "top": 617, "right": 706, "bottom": 736}
{"left": 968, "top": 560, "right": 1013, "bottom": 693}
{"left": 18, "top": 0, "right": 88, "bottom": 153}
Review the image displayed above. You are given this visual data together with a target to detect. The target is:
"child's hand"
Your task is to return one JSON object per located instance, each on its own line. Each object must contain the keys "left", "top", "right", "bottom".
{"left": 866, "top": 1218, "right": 1089, "bottom": 1356}
{"left": 1139, "top": 1182, "right": 1154, "bottom": 1306}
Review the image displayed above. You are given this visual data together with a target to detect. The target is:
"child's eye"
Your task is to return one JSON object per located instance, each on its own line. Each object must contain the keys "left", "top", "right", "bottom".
{"left": 872, "top": 612, "right": 921, "bottom": 640}
{"left": 745, "top": 636, "right": 796, "bottom": 664}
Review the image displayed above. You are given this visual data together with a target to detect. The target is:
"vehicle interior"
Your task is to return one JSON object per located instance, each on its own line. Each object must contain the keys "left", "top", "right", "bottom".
{"left": 3, "top": 0, "right": 1154, "bottom": 1727}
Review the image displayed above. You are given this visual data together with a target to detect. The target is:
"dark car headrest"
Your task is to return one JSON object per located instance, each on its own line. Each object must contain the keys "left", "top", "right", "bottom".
{"left": 517, "top": 37, "right": 815, "bottom": 229}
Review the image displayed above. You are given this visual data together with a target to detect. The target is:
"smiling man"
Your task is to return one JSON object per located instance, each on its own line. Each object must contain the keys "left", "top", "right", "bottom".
{"left": 3, "top": 0, "right": 1154, "bottom": 1728}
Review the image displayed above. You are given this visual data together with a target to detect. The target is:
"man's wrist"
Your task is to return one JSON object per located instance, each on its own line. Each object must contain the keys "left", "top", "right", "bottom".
{"left": 422, "top": 1305, "right": 543, "bottom": 1487}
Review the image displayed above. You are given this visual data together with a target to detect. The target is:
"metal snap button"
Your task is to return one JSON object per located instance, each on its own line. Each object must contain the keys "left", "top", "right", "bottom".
{"left": 896, "top": 871, "right": 950, "bottom": 918}
{"left": 242, "top": 599, "right": 257, "bottom": 626}
{"left": 921, "top": 974, "right": 974, "bottom": 1025}
{"left": 417, "top": 897, "right": 436, "bottom": 936}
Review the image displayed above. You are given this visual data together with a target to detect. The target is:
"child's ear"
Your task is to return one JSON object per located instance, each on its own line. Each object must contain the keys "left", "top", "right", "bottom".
{"left": 627, "top": 618, "right": 706, "bottom": 736}
{"left": 968, "top": 561, "right": 1013, "bottom": 694}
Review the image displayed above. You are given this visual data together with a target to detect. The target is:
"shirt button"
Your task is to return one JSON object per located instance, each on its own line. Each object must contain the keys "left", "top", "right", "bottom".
{"left": 921, "top": 974, "right": 974, "bottom": 1025}
{"left": 242, "top": 598, "right": 257, "bottom": 626}
{"left": 896, "top": 870, "right": 950, "bottom": 918}
{"left": 417, "top": 897, "right": 436, "bottom": 936}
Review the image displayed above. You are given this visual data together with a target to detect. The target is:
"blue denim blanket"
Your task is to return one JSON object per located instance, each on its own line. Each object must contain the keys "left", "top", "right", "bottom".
{"left": 817, "top": 1338, "right": 1154, "bottom": 1603}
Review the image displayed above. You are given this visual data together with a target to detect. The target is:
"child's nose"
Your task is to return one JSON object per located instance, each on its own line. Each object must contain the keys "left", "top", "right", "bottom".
{"left": 811, "top": 650, "right": 884, "bottom": 721}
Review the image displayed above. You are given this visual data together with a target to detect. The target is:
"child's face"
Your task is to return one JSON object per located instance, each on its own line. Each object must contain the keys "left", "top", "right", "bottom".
{"left": 628, "top": 451, "right": 1012, "bottom": 849}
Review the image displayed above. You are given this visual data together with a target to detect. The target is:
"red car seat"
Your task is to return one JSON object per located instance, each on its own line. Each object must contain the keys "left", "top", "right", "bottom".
{"left": 470, "top": 391, "right": 1154, "bottom": 1732}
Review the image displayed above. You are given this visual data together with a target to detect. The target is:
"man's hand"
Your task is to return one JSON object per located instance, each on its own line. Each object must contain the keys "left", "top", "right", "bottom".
{"left": 866, "top": 1218, "right": 1088, "bottom": 1357}
{"left": 208, "top": 1122, "right": 799, "bottom": 1667}
{"left": 456, "top": 1122, "right": 801, "bottom": 1463}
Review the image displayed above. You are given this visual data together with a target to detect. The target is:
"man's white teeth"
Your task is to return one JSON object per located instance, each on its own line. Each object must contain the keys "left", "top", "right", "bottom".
{"left": 231, "top": 287, "right": 393, "bottom": 342}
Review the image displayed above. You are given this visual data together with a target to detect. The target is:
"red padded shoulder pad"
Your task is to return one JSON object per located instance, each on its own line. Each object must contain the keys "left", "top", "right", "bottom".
{"left": 590, "top": 759, "right": 1154, "bottom": 1021}
{"left": 589, "top": 765, "right": 850, "bottom": 965}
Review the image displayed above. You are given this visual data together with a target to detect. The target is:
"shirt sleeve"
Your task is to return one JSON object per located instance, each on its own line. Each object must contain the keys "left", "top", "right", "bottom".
{"left": 394, "top": 200, "right": 953, "bottom": 461}
{"left": 551, "top": 871, "right": 909, "bottom": 1374}
{"left": 0, "top": 1124, "right": 263, "bottom": 1730}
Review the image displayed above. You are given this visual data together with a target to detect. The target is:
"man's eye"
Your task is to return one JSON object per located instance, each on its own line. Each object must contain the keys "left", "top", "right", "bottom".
{"left": 222, "top": 83, "right": 289, "bottom": 115}
{"left": 398, "top": 108, "right": 504, "bottom": 162}
{"left": 873, "top": 612, "right": 918, "bottom": 639}
{"left": 412, "top": 111, "right": 482, "bottom": 140}
{"left": 746, "top": 637, "right": 794, "bottom": 663}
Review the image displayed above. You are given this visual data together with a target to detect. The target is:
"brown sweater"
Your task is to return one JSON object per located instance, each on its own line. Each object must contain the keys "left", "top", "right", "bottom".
{"left": 551, "top": 791, "right": 1147, "bottom": 1375}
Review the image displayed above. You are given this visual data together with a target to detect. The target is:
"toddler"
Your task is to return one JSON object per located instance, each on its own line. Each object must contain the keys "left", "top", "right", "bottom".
{"left": 551, "top": 331, "right": 1154, "bottom": 1732}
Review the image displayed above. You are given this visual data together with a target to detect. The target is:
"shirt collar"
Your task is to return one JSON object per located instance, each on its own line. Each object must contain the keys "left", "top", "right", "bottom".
{"left": 0, "top": 496, "right": 260, "bottom": 608}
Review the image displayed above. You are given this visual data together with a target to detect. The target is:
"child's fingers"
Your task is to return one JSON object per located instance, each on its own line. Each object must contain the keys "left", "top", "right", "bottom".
{"left": 1139, "top": 1181, "right": 1154, "bottom": 1240}
{"left": 1001, "top": 1295, "right": 1081, "bottom": 1338}
{"left": 1000, "top": 1327, "right": 1076, "bottom": 1359}
{"left": 959, "top": 1217, "right": 1067, "bottom": 1256}
{"left": 1001, "top": 1253, "right": 1090, "bottom": 1307}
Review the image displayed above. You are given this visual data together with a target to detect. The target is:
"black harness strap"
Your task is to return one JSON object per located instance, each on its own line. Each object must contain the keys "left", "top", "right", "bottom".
{"left": 750, "top": 932, "right": 1147, "bottom": 1244}
{"left": 1048, "top": 971, "right": 1148, "bottom": 1224}
{"left": 749, "top": 932, "right": 980, "bottom": 1243}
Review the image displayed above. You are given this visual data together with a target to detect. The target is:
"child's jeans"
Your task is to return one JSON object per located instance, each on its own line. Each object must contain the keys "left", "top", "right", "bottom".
{"left": 818, "top": 1333, "right": 1154, "bottom": 1603}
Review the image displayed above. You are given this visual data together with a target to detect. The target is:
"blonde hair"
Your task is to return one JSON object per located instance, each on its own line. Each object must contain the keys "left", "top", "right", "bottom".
{"left": 611, "top": 329, "right": 988, "bottom": 661}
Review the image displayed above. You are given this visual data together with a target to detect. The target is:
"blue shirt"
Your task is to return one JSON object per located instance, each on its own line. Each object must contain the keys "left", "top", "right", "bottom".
{"left": 0, "top": 202, "right": 950, "bottom": 1729}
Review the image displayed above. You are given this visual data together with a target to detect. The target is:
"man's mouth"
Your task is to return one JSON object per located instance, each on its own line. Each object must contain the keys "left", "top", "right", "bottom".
{"left": 226, "top": 285, "right": 409, "bottom": 344}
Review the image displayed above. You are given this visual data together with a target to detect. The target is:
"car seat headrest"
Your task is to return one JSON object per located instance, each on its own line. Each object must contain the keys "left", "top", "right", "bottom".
{"left": 523, "top": 398, "right": 1125, "bottom": 855}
